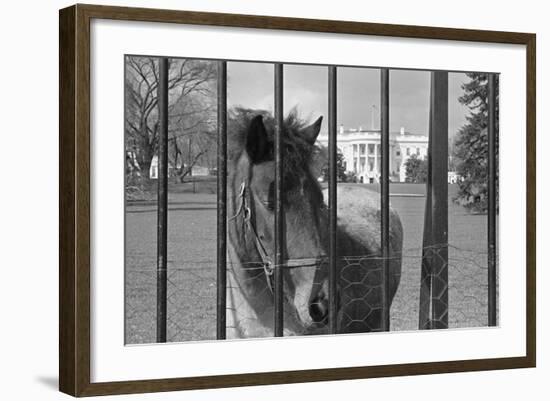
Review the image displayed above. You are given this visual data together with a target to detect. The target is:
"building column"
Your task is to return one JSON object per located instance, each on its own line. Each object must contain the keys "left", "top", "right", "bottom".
{"left": 389, "top": 144, "right": 393, "bottom": 177}
{"left": 374, "top": 142, "right": 379, "bottom": 181}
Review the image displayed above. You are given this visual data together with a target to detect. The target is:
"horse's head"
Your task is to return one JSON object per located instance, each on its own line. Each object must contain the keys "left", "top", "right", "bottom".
{"left": 228, "top": 110, "right": 331, "bottom": 333}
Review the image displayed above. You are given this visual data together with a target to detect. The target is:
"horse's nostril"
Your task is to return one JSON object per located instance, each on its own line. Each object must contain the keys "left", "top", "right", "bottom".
{"left": 309, "top": 298, "right": 329, "bottom": 323}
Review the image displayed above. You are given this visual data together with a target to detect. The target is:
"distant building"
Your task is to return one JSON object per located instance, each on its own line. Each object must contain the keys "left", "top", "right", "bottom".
{"left": 149, "top": 155, "right": 175, "bottom": 179}
{"left": 448, "top": 171, "right": 462, "bottom": 184}
{"left": 189, "top": 165, "right": 210, "bottom": 176}
{"left": 317, "top": 126, "right": 429, "bottom": 183}
{"left": 149, "top": 155, "right": 209, "bottom": 179}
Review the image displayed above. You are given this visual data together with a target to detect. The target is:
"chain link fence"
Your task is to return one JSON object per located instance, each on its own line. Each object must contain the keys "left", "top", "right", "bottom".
{"left": 125, "top": 242, "right": 497, "bottom": 344}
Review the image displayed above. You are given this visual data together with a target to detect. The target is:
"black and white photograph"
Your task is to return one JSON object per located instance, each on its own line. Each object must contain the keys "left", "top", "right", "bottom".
{"left": 124, "top": 57, "right": 499, "bottom": 344}
{"left": 2, "top": 0, "right": 545, "bottom": 399}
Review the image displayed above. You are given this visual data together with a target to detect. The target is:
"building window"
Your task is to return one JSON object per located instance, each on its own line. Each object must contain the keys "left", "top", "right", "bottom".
{"left": 360, "top": 158, "right": 366, "bottom": 173}
{"left": 396, "top": 150, "right": 401, "bottom": 156}
{"left": 416, "top": 147, "right": 420, "bottom": 155}
{"left": 360, "top": 144, "right": 366, "bottom": 155}
{"left": 368, "top": 144, "right": 375, "bottom": 155}
{"left": 353, "top": 144, "right": 358, "bottom": 156}
{"left": 406, "top": 147, "right": 410, "bottom": 156}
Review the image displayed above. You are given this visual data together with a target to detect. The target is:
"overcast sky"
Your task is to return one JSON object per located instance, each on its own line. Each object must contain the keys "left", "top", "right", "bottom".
{"left": 226, "top": 62, "right": 470, "bottom": 137}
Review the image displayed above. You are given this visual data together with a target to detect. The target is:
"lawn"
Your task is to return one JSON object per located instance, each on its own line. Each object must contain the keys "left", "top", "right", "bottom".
{"left": 125, "top": 183, "right": 496, "bottom": 344}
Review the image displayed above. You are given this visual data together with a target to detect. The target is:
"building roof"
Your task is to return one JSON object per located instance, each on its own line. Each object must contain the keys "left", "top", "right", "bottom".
{"left": 317, "top": 127, "right": 428, "bottom": 144}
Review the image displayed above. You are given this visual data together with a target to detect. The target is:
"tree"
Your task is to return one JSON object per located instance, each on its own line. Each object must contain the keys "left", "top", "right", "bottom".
{"left": 319, "top": 148, "right": 349, "bottom": 182}
{"left": 168, "top": 86, "right": 217, "bottom": 182}
{"left": 452, "top": 73, "right": 499, "bottom": 212}
{"left": 404, "top": 154, "right": 428, "bottom": 183}
{"left": 125, "top": 57, "right": 216, "bottom": 181}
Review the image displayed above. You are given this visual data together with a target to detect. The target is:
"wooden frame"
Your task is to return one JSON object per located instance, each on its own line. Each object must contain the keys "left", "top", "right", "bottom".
{"left": 59, "top": 3, "right": 536, "bottom": 396}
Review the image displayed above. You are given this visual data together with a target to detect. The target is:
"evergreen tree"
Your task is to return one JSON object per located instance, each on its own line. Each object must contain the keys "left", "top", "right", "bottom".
{"left": 453, "top": 73, "right": 499, "bottom": 213}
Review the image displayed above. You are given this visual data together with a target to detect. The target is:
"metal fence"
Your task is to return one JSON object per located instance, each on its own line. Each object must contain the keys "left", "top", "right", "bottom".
{"left": 142, "top": 58, "right": 498, "bottom": 342}
{"left": 125, "top": 243, "right": 496, "bottom": 343}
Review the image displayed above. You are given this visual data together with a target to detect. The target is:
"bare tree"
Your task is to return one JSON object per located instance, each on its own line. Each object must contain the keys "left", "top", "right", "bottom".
{"left": 125, "top": 57, "right": 216, "bottom": 179}
{"left": 168, "top": 84, "right": 217, "bottom": 182}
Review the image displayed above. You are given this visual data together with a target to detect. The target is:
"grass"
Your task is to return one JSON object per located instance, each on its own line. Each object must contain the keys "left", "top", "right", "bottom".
{"left": 126, "top": 177, "right": 218, "bottom": 202}
{"left": 125, "top": 183, "right": 497, "bottom": 344}
{"left": 125, "top": 192, "right": 218, "bottom": 343}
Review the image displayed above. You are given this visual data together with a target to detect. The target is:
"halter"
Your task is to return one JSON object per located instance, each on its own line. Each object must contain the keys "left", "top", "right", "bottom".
{"left": 229, "top": 181, "right": 324, "bottom": 293}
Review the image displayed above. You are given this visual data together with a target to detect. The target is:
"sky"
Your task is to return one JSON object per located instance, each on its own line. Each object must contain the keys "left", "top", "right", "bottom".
{"left": 226, "top": 61, "right": 471, "bottom": 137}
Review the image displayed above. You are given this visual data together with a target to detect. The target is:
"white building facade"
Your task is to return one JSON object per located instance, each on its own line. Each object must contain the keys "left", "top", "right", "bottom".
{"left": 317, "top": 126, "right": 429, "bottom": 183}
{"left": 148, "top": 155, "right": 210, "bottom": 179}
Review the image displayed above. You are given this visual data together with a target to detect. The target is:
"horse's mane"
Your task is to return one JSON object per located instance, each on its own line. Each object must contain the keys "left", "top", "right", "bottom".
{"left": 227, "top": 107, "right": 321, "bottom": 186}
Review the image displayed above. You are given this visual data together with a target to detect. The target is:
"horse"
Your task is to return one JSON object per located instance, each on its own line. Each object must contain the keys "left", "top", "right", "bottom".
{"left": 226, "top": 108, "right": 403, "bottom": 338}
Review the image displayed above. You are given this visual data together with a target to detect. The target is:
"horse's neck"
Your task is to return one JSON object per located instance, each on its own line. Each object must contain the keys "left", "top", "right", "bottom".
{"left": 226, "top": 242, "right": 306, "bottom": 339}
{"left": 226, "top": 242, "right": 275, "bottom": 339}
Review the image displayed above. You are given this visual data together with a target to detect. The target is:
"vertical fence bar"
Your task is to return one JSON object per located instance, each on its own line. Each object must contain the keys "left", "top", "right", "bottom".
{"left": 328, "top": 66, "right": 338, "bottom": 334}
{"left": 216, "top": 61, "right": 228, "bottom": 339}
{"left": 156, "top": 57, "right": 169, "bottom": 343}
{"left": 429, "top": 71, "right": 449, "bottom": 329}
{"left": 419, "top": 95, "right": 433, "bottom": 330}
{"left": 274, "top": 63, "right": 284, "bottom": 336}
{"left": 380, "top": 68, "right": 391, "bottom": 331}
{"left": 487, "top": 73, "right": 497, "bottom": 327}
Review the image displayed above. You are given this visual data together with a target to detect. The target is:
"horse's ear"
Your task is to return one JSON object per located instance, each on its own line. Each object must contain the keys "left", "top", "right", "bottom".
{"left": 246, "top": 115, "right": 271, "bottom": 164}
{"left": 302, "top": 116, "right": 323, "bottom": 145}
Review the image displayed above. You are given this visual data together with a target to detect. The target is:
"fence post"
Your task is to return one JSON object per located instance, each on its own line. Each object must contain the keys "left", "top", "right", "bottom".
{"left": 487, "top": 73, "right": 498, "bottom": 326}
{"left": 430, "top": 71, "right": 449, "bottom": 329}
{"left": 328, "top": 66, "right": 338, "bottom": 334}
{"left": 274, "top": 63, "right": 285, "bottom": 336}
{"left": 418, "top": 91, "right": 433, "bottom": 330}
{"left": 380, "top": 68, "right": 391, "bottom": 331}
{"left": 419, "top": 71, "right": 449, "bottom": 330}
{"left": 216, "top": 61, "right": 228, "bottom": 339}
{"left": 156, "top": 57, "right": 169, "bottom": 342}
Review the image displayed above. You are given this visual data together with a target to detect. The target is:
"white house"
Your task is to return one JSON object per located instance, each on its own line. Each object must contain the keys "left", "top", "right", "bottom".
{"left": 317, "top": 126, "right": 429, "bottom": 183}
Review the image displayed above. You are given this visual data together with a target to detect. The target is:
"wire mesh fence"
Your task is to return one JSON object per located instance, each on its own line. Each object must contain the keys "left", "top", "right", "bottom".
{"left": 126, "top": 264, "right": 217, "bottom": 344}
{"left": 125, "top": 243, "right": 497, "bottom": 344}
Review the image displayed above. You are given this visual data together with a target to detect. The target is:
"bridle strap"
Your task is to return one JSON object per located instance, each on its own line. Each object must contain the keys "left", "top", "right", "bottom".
{"left": 230, "top": 181, "right": 275, "bottom": 292}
